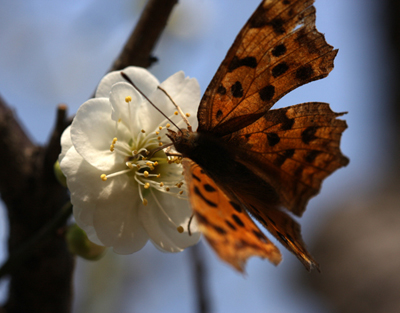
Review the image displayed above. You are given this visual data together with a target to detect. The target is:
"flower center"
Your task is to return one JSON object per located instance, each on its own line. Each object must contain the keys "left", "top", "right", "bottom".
{"left": 99, "top": 95, "right": 189, "bottom": 233}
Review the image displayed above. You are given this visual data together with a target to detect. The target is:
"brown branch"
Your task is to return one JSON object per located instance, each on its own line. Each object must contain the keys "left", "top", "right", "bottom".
{"left": 110, "top": 0, "right": 178, "bottom": 71}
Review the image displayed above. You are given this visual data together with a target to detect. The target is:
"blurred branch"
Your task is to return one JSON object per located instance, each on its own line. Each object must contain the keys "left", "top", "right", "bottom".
{"left": 190, "top": 243, "right": 212, "bottom": 313}
{"left": 110, "top": 0, "right": 178, "bottom": 71}
{"left": 0, "top": 202, "right": 72, "bottom": 279}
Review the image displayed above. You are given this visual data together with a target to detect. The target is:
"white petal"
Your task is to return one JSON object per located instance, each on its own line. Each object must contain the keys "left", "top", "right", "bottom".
{"left": 150, "top": 71, "right": 201, "bottom": 130}
{"left": 139, "top": 190, "right": 201, "bottom": 252}
{"left": 70, "top": 97, "right": 129, "bottom": 171}
{"left": 93, "top": 185, "right": 149, "bottom": 254}
{"left": 59, "top": 126, "right": 72, "bottom": 163}
{"left": 109, "top": 82, "right": 150, "bottom": 136}
{"left": 96, "top": 66, "right": 159, "bottom": 99}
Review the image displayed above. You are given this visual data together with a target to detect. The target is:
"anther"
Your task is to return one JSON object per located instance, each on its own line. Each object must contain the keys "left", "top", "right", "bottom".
{"left": 125, "top": 96, "right": 132, "bottom": 103}
{"left": 179, "top": 190, "right": 184, "bottom": 195}
{"left": 100, "top": 174, "right": 107, "bottom": 181}
{"left": 144, "top": 171, "right": 149, "bottom": 177}
{"left": 174, "top": 111, "right": 179, "bottom": 115}
{"left": 166, "top": 187, "right": 170, "bottom": 191}
{"left": 159, "top": 126, "right": 163, "bottom": 130}
{"left": 166, "top": 123, "right": 171, "bottom": 128}
{"left": 110, "top": 144, "right": 114, "bottom": 152}
{"left": 127, "top": 162, "right": 134, "bottom": 169}
{"left": 143, "top": 199, "right": 148, "bottom": 206}
{"left": 156, "top": 131, "right": 160, "bottom": 135}
{"left": 141, "top": 129, "right": 146, "bottom": 133}
{"left": 159, "top": 182, "right": 164, "bottom": 187}
{"left": 159, "top": 142, "right": 163, "bottom": 146}
{"left": 185, "top": 113, "right": 190, "bottom": 117}
{"left": 177, "top": 226, "right": 184, "bottom": 233}
{"left": 144, "top": 183, "right": 150, "bottom": 189}
{"left": 157, "top": 174, "right": 161, "bottom": 178}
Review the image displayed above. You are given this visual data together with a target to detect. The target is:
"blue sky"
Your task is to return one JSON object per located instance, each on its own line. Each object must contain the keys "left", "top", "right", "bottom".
{"left": 0, "top": 0, "right": 391, "bottom": 312}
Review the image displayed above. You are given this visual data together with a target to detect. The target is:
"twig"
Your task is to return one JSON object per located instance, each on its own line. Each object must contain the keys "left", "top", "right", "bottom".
{"left": 190, "top": 243, "right": 212, "bottom": 313}
{"left": 110, "top": 0, "right": 178, "bottom": 71}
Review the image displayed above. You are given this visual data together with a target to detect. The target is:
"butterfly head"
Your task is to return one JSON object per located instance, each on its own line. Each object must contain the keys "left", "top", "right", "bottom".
{"left": 166, "top": 128, "right": 197, "bottom": 157}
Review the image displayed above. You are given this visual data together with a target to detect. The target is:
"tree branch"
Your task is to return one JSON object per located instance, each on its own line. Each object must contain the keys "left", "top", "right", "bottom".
{"left": 110, "top": 0, "right": 178, "bottom": 71}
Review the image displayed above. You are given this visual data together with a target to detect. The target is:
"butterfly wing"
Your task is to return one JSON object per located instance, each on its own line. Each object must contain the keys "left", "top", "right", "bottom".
{"left": 197, "top": 0, "right": 336, "bottom": 137}
{"left": 182, "top": 158, "right": 282, "bottom": 272}
{"left": 227, "top": 102, "right": 349, "bottom": 217}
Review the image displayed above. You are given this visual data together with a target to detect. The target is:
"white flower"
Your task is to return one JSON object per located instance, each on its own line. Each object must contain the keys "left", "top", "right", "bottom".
{"left": 59, "top": 66, "right": 201, "bottom": 254}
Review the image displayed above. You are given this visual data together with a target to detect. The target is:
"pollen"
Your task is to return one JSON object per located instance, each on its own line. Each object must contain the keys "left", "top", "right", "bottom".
{"left": 100, "top": 174, "right": 107, "bottom": 181}
{"left": 125, "top": 96, "right": 132, "bottom": 103}
{"left": 177, "top": 226, "right": 184, "bottom": 233}
{"left": 185, "top": 113, "right": 190, "bottom": 117}
{"left": 143, "top": 199, "right": 148, "bottom": 206}
{"left": 144, "top": 183, "right": 150, "bottom": 189}
{"left": 144, "top": 171, "right": 149, "bottom": 177}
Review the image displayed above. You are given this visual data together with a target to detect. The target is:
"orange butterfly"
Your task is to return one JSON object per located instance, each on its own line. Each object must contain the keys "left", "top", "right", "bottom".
{"left": 167, "top": 0, "right": 349, "bottom": 272}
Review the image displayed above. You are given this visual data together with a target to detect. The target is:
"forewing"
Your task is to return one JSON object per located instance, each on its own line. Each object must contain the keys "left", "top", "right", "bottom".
{"left": 228, "top": 102, "right": 349, "bottom": 216}
{"left": 182, "top": 158, "right": 282, "bottom": 272}
{"left": 197, "top": 0, "right": 337, "bottom": 136}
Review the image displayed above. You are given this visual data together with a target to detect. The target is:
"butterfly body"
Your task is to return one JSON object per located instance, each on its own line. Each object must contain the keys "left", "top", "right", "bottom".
{"left": 165, "top": 0, "right": 349, "bottom": 272}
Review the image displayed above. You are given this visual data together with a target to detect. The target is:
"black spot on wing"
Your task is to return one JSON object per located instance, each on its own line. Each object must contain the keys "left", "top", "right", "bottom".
{"left": 194, "top": 186, "right": 217, "bottom": 207}
{"left": 272, "top": 62, "right": 289, "bottom": 78}
{"left": 226, "top": 220, "right": 237, "bottom": 231}
{"left": 269, "top": 18, "right": 285, "bottom": 35}
{"left": 213, "top": 225, "right": 227, "bottom": 235}
{"left": 277, "top": 231, "right": 288, "bottom": 244}
{"left": 305, "top": 150, "right": 321, "bottom": 163}
{"left": 203, "top": 184, "right": 216, "bottom": 192}
{"left": 228, "top": 56, "right": 257, "bottom": 72}
{"left": 267, "top": 132, "right": 280, "bottom": 146}
{"left": 271, "top": 44, "right": 287, "bottom": 57}
{"left": 192, "top": 173, "right": 201, "bottom": 182}
{"left": 229, "top": 201, "right": 242, "bottom": 213}
{"left": 274, "top": 149, "right": 295, "bottom": 167}
{"left": 232, "top": 214, "right": 245, "bottom": 227}
{"left": 259, "top": 85, "right": 275, "bottom": 102}
{"left": 295, "top": 64, "right": 314, "bottom": 81}
{"left": 217, "top": 85, "right": 226, "bottom": 95}
{"left": 231, "top": 81, "right": 244, "bottom": 98}
{"left": 301, "top": 126, "right": 318, "bottom": 144}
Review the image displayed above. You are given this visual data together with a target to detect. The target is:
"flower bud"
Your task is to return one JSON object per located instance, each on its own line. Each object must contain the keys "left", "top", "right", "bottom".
{"left": 66, "top": 224, "right": 106, "bottom": 260}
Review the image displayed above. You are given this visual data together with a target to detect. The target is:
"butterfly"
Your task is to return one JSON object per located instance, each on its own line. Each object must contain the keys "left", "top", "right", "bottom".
{"left": 167, "top": 0, "right": 349, "bottom": 272}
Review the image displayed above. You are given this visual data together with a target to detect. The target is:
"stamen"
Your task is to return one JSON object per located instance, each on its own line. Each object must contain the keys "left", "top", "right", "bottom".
{"left": 125, "top": 96, "right": 132, "bottom": 103}
{"left": 100, "top": 174, "right": 107, "bottom": 181}
{"left": 150, "top": 189, "right": 184, "bottom": 233}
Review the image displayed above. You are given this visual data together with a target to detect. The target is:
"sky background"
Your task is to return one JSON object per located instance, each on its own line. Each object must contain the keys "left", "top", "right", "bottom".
{"left": 0, "top": 0, "right": 392, "bottom": 312}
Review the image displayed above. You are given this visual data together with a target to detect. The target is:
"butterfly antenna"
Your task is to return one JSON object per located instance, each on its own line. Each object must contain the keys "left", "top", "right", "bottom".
{"left": 121, "top": 72, "right": 181, "bottom": 131}
{"left": 157, "top": 86, "right": 192, "bottom": 132}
